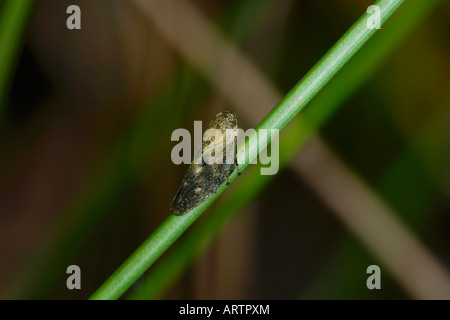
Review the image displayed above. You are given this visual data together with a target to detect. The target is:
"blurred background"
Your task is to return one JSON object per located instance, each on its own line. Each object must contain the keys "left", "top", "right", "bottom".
{"left": 0, "top": 0, "right": 449, "bottom": 299}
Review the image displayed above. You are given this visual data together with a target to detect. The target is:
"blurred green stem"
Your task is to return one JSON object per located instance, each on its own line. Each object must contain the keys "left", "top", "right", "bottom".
{"left": 90, "top": 0, "right": 404, "bottom": 300}
{"left": 0, "top": 0, "right": 35, "bottom": 114}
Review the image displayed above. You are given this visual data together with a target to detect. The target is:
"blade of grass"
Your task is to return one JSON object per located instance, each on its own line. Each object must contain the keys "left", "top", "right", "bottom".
{"left": 6, "top": 0, "right": 276, "bottom": 299}
{"left": 300, "top": 0, "right": 448, "bottom": 299}
{"left": 126, "top": 108, "right": 314, "bottom": 300}
{"left": 90, "top": 0, "right": 405, "bottom": 300}
{"left": 4, "top": 68, "right": 208, "bottom": 299}
{"left": 127, "top": 0, "right": 445, "bottom": 299}
{"left": 0, "top": 0, "right": 35, "bottom": 114}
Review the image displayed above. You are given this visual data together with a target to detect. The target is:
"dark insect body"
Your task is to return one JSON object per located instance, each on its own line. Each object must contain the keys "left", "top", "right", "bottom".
{"left": 170, "top": 111, "right": 240, "bottom": 215}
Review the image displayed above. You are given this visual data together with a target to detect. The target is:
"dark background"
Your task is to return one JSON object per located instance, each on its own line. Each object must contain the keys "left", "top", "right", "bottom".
{"left": 0, "top": 0, "right": 449, "bottom": 299}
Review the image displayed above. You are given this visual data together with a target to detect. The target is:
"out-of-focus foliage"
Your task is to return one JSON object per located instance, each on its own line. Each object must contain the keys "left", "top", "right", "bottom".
{"left": 0, "top": 0, "right": 449, "bottom": 299}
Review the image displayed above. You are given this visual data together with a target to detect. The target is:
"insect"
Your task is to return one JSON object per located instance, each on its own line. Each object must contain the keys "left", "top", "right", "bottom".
{"left": 170, "top": 111, "right": 240, "bottom": 215}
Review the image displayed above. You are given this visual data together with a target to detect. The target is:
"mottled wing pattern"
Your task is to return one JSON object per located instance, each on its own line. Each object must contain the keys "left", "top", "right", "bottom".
{"left": 170, "top": 111, "right": 238, "bottom": 215}
{"left": 170, "top": 161, "right": 235, "bottom": 215}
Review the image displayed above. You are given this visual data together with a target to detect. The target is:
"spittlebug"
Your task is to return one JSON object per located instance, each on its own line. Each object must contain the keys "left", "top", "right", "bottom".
{"left": 170, "top": 111, "right": 240, "bottom": 215}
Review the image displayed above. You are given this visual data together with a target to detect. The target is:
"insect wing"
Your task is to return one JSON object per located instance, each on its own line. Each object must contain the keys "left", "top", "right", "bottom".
{"left": 170, "top": 111, "right": 238, "bottom": 215}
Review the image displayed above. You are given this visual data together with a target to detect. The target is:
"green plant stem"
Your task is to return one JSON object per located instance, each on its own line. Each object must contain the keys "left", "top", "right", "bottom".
{"left": 0, "top": 0, "right": 35, "bottom": 113}
{"left": 128, "top": 0, "right": 443, "bottom": 298}
{"left": 126, "top": 114, "right": 310, "bottom": 300}
{"left": 90, "top": 0, "right": 404, "bottom": 300}
{"left": 7, "top": 0, "right": 274, "bottom": 299}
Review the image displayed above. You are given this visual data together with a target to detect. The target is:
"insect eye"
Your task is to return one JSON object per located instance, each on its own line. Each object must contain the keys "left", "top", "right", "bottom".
{"left": 211, "top": 136, "right": 215, "bottom": 142}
